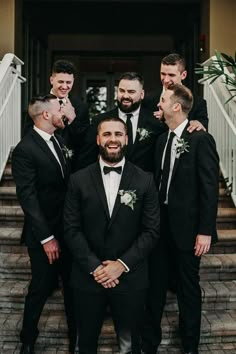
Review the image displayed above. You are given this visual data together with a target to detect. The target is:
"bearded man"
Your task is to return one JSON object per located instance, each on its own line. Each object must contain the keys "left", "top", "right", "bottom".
{"left": 64, "top": 117, "right": 160, "bottom": 354}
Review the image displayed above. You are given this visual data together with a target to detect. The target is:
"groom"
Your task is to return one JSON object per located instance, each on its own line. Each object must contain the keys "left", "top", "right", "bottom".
{"left": 64, "top": 117, "right": 160, "bottom": 354}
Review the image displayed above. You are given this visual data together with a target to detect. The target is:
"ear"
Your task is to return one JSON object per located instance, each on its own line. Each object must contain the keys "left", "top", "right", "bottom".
{"left": 173, "top": 102, "right": 181, "bottom": 112}
{"left": 181, "top": 70, "right": 187, "bottom": 81}
{"left": 42, "top": 110, "right": 49, "bottom": 120}
{"left": 125, "top": 134, "right": 128, "bottom": 145}
{"left": 49, "top": 75, "right": 54, "bottom": 85}
{"left": 141, "top": 89, "right": 145, "bottom": 99}
{"left": 96, "top": 135, "right": 100, "bottom": 146}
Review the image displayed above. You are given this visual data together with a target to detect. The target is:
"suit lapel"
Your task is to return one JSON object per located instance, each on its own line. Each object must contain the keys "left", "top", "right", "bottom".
{"left": 171, "top": 124, "right": 190, "bottom": 182}
{"left": 90, "top": 163, "right": 110, "bottom": 220}
{"left": 155, "top": 132, "right": 168, "bottom": 183}
{"left": 108, "top": 161, "right": 135, "bottom": 228}
{"left": 31, "top": 130, "right": 66, "bottom": 180}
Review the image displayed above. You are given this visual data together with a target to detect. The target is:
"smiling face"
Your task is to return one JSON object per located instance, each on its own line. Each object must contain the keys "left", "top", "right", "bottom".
{"left": 50, "top": 72, "right": 74, "bottom": 98}
{"left": 48, "top": 99, "right": 65, "bottom": 130}
{"left": 160, "top": 63, "right": 187, "bottom": 89}
{"left": 117, "top": 79, "right": 144, "bottom": 113}
{"left": 97, "top": 120, "right": 128, "bottom": 164}
{"left": 158, "top": 89, "right": 176, "bottom": 124}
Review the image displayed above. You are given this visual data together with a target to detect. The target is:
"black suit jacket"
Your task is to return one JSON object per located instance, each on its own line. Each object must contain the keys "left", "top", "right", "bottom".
{"left": 12, "top": 129, "right": 70, "bottom": 247}
{"left": 143, "top": 90, "right": 209, "bottom": 129}
{"left": 75, "top": 105, "right": 166, "bottom": 172}
{"left": 64, "top": 161, "right": 160, "bottom": 292}
{"left": 154, "top": 124, "right": 219, "bottom": 250}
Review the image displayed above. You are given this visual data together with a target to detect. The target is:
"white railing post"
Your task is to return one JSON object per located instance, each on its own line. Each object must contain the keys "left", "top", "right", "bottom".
{"left": 0, "top": 53, "right": 26, "bottom": 180}
{"left": 201, "top": 57, "right": 236, "bottom": 206}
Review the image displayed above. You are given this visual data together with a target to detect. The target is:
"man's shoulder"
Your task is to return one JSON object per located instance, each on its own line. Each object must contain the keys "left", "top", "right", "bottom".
{"left": 186, "top": 129, "right": 216, "bottom": 147}
{"left": 70, "top": 162, "right": 98, "bottom": 179}
{"left": 125, "top": 161, "right": 154, "bottom": 181}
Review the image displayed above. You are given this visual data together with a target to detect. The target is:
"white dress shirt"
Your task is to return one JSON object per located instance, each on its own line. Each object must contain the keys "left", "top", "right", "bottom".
{"left": 99, "top": 157, "right": 125, "bottom": 216}
{"left": 99, "top": 157, "right": 129, "bottom": 272}
{"left": 33, "top": 126, "right": 63, "bottom": 244}
{"left": 119, "top": 107, "right": 141, "bottom": 143}
{"left": 161, "top": 119, "right": 188, "bottom": 203}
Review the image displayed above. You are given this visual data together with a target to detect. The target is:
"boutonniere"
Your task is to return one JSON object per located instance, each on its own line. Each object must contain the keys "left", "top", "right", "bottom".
{"left": 137, "top": 128, "right": 152, "bottom": 141}
{"left": 62, "top": 145, "right": 74, "bottom": 159}
{"left": 175, "top": 138, "right": 190, "bottom": 158}
{"left": 118, "top": 189, "right": 138, "bottom": 210}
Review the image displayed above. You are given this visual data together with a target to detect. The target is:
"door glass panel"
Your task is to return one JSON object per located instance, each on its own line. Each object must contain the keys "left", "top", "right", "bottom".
{"left": 86, "top": 79, "right": 107, "bottom": 117}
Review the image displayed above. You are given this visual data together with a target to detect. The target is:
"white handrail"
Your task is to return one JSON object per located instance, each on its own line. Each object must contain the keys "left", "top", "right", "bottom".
{"left": 0, "top": 53, "right": 26, "bottom": 181}
{"left": 201, "top": 58, "right": 236, "bottom": 206}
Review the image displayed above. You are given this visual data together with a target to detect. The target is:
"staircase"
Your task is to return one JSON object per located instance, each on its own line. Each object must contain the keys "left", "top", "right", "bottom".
{"left": 1, "top": 157, "right": 236, "bottom": 354}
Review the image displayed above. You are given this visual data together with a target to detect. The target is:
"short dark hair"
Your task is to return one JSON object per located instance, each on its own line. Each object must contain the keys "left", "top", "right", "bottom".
{"left": 97, "top": 117, "right": 127, "bottom": 134}
{"left": 51, "top": 60, "right": 77, "bottom": 76}
{"left": 161, "top": 53, "right": 186, "bottom": 73}
{"left": 168, "top": 83, "right": 193, "bottom": 114}
{"left": 118, "top": 72, "right": 144, "bottom": 87}
{"left": 29, "top": 94, "right": 57, "bottom": 106}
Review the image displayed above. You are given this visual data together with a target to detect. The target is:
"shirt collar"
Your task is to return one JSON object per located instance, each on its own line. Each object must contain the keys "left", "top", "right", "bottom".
{"left": 50, "top": 89, "right": 68, "bottom": 104}
{"left": 33, "top": 125, "right": 52, "bottom": 142}
{"left": 171, "top": 119, "right": 188, "bottom": 138}
{"left": 99, "top": 157, "right": 125, "bottom": 173}
{"left": 118, "top": 106, "right": 141, "bottom": 121}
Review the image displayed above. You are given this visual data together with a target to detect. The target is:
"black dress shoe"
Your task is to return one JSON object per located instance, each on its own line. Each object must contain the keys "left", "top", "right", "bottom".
{"left": 20, "top": 343, "right": 34, "bottom": 354}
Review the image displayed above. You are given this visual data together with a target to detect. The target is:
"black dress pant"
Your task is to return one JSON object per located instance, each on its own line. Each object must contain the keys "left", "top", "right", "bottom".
{"left": 20, "top": 245, "right": 75, "bottom": 345}
{"left": 74, "top": 287, "right": 146, "bottom": 354}
{"left": 142, "top": 206, "right": 202, "bottom": 352}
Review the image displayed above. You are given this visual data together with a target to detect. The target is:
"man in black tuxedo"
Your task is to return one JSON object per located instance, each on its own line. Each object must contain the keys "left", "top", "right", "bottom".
{"left": 12, "top": 95, "right": 76, "bottom": 353}
{"left": 144, "top": 53, "right": 209, "bottom": 131}
{"left": 23, "top": 59, "right": 89, "bottom": 169}
{"left": 76, "top": 71, "right": 205, "bottom": 173}
{"left": 142, "top": 84, "right": 219, "bottom": 354}
{"left": 64, "top": 117, "right": 160, "bottom": 354}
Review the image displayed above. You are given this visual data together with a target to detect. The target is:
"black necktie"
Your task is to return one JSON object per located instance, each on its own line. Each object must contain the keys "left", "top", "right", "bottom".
{"left": 58, "top": 99, "right": 64, "bottom": 106}
{"left": 126, "top": 114, "right": 133, "bottom": 151}
{"left": 103, "top": 166, "right": 122, "bottom": 175}
{"left": 50, "top": 136, "right": 66, "bottom": 177}
{"left": 159, "top": 132, "right": 175, "bottom": 204}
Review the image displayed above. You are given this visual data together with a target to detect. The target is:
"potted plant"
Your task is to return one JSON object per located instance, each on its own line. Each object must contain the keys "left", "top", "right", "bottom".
{"left": 195, "top": 50, "right": 236, "bottom": 103}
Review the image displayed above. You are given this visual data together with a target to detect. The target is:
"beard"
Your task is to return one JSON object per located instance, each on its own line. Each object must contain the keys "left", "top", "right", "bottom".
{"left": 117, "top": 97, "right": 142, "bottom": 113}
{"left": 99, "top": 143, "right": 126, "bottom": 163}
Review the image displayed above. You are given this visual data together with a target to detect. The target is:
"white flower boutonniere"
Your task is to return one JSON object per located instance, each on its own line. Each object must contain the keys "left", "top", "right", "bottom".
{"left": 118, "top": 189, "right": 138, "bottom": 210}
{"left": 62, "top": 145, "right": 74, "bottom": 159}
{"left": 137, "top": 128, "right": 152, "bottom": 141}
{"left": 175, "top": 138, "right": 190, "bottom": 158}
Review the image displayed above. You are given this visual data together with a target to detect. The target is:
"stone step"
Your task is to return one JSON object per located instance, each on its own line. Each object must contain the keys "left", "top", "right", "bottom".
{"left": 0, "top": 206, "right": 24, "bottom": 227}
{"left": 1, "top": 227, "right": 236, "bottom": 255}
{"left": 218, "top": 188, "right": 235, "bottom": 207}
{"left": 0, "top": 251, "right": 236, "bottom": 282}
{"left": 0, "top": 309, "right": 236, "bottom": 349}
{"left": 0, "top": 166, "right": 14, "bottom": 187}
{"left": 1, "top": 342, "right": 236, "bottom": 354}
{"left": 0, "top": 186, "right": 18, "bottom": 206}
{"left": 0, "top": 206, "right": 235, "bottom": 229}
{"left": 0, "top": 279, "right": 235, "bottom": 313}
{"left": 211, "top": 229, "right": 236, "bottom": 253}
{"left": 217, "top": 207, "right": 236, "bottom": 228}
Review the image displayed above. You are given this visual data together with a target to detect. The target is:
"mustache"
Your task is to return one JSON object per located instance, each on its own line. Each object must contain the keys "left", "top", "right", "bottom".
{"left": 121, "top": 97, "right": 133, "bottom": 103}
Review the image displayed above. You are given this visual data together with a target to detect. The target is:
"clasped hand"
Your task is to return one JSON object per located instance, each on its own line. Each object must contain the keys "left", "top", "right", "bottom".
{"left": 93, "top": 260, "right": 126, "bottom": 289}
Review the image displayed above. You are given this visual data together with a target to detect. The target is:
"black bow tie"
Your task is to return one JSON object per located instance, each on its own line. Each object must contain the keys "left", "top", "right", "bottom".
{"left": 103, "top": 166, "right": 122, "bottom": 175}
